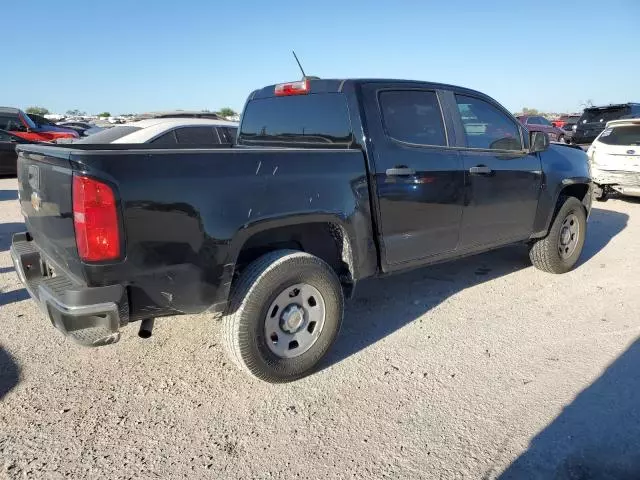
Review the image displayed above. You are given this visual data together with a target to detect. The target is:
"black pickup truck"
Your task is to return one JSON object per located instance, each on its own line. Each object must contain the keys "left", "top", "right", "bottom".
{"left": 11, "top": 78, "right": 591, "bottom": 382}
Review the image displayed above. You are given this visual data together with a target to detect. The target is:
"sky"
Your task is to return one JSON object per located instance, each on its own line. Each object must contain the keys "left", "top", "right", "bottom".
{"left": 3, "top": 0, "right": 639, "bottom": 116}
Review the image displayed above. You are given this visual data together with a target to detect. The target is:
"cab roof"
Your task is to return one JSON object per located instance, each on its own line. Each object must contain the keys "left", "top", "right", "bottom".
{"left": 249, "top": 78, "right": 489, "bottom": 100}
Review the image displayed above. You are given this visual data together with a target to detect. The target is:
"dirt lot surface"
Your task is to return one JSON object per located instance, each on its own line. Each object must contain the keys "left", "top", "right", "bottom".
{"left": 1, "top": 176, "right": 639, "bottom": 479}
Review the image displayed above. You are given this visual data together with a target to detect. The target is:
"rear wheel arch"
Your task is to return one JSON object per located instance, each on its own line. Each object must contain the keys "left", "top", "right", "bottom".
{"left": 229, "top": 218, "right": 357, "bottom": 296}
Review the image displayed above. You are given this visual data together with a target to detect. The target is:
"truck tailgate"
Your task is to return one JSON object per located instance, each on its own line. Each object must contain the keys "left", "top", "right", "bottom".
{"left": 16, "top": 145, "right": 85, "bottom": 282}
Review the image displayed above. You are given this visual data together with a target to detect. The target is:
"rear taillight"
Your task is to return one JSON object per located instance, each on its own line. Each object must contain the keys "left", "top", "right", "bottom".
{"left": 274, "top": 79, "right": 310, "bottom": 96}
{"left": 72, "top": 175, "right": 120, "bottom": 262}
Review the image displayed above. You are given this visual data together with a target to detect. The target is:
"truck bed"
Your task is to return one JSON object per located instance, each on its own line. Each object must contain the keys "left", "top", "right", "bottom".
{"left": 16, "top": 143, "right": 376, "bottom": 318}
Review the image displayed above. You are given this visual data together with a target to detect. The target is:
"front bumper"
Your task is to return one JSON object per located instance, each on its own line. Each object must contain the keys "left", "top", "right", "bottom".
{"left": 10, "top": 232, "right": 129, "bottom": 346}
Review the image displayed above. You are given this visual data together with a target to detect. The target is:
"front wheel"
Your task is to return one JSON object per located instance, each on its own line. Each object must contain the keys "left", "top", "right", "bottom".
{"left": 529, "top": 197, "right": 587, "bottom": 274}
{"left": 222, "top": 250, "right": 344, "bottom": 383}
{"left": 558, "top": 135, "right": 566, "bottom": 143}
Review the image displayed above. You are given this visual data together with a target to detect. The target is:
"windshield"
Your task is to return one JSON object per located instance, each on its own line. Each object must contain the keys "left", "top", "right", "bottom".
{"left": 598, "top": 125, "right": 640, "bottom": 146}
{"left": 75, "top": 125, "right": 141, "bottom": 143}
{"left": 579, "top": 106, "right": 631, "bottom": 125}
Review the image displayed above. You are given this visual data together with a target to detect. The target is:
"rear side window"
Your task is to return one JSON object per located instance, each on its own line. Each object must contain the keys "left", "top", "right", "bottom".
{"left": 174, "top": 126, "right": 219, "bottom": 145}
{"left": 150, "top": 131, "right": 178, "bottom": 146}
{"left": 455, "top": 95, "right": 522, "bottom": 150}
{"left": 379, "top": 90, "right": 447, "bottom": 146}
{"left": 239, "top": 94, "right": 353, "bottom": 146}
{"left": 76, "top": 126, "right": 141, "bottom": 143}
{"left": 598, "top": 125, "right": 640, "bottom": 146}
{"left": 217, "top": 127, "right": 237, "bottom": 144}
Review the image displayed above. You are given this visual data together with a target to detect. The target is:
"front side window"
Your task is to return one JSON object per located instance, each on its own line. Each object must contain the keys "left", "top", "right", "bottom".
{"left": 527, "top": 117, "right": 540, "bottom": 125}
{"left": 379, "top": 90, "right": 447, "bottom": 146}
{"left": 174, "top": 126, "right": 219, "bottom": 145}
{"left": 455, "top": 95, "right": 522, "bottom": 150}
{"left": 538, "top": 117, "right": 552, "bottom": 126}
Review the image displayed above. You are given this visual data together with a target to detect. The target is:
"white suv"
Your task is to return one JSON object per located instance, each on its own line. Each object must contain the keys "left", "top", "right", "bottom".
{"left": 588, "top": 118, "right": 640, "bottom": 200}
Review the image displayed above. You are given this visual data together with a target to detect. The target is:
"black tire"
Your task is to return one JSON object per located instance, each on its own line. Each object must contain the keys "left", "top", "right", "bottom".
{"left": 529, "top": 197, "right": 587, "bottom": 274}
{"left": 558, "top": 134, "right": 565, "bottom": 143}
{"left": 223, "top": 250, "right": 344, "bottom": 383}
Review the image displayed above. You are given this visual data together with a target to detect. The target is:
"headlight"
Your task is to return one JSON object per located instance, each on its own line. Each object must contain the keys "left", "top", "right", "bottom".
{"left": 572, "top": 124, "right": 577, "bottom": 131}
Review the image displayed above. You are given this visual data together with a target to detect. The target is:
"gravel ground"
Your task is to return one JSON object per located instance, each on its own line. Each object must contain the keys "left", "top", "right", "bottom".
{"left": 1, "top": 176, "right": 639, "bottom": 479}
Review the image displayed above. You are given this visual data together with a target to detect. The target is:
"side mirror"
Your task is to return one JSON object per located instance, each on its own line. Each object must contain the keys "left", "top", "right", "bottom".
{"left": 530, "top": 131, "right": 549, "bottom": 153}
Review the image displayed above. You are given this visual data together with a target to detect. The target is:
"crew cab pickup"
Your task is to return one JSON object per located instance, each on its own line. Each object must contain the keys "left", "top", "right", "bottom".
{"left": 11, "top": 78, "right": 592, "bottom": 382}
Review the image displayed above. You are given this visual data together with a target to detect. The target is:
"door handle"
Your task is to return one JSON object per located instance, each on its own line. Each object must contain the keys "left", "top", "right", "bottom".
{"left": 469, "top": 165, "right": 492, "bottom": 175}
{"left": 386, "top": 166, "right": 416, "bottom": 176}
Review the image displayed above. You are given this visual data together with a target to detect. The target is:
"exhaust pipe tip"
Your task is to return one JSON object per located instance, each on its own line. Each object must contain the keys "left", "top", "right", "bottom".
{"left": 138, "top": 318, "right": 155, "bottom": 339}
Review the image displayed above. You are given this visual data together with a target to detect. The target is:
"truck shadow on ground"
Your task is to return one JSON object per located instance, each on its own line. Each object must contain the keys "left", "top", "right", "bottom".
{"left": 322, "top": 207, "right": 628, "bottom": 370}
{"left": 0, "top": 189, "right": 18, "bottom": 202}
{"left": 498, "top": 337, "right": 640, "bottom": 479}
{"left": 0, "top": 222, "right": 24, "bottom": 252}
{"left": 0, "top": 346, "right": 20, "bottom": 400}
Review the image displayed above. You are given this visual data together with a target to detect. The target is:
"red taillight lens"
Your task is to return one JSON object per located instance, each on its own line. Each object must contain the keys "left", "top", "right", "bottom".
{"left": 274, "top": 79, "right": 310, "bottom": 96}
{"left": 72, "top": 175, "right": 120, "bottom": 262}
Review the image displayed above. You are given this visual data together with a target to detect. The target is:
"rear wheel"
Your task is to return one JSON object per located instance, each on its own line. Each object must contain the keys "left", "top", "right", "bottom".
{"left": 222, "top": 250, "right": 343, "bottom": 383}
{"left": 529, "top": 197, "right": 587, "bottom": 274}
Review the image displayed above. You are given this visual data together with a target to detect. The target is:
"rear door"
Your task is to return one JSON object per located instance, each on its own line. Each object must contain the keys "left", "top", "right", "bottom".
{"left": 450, "top": 93, "right": 542, "bottom": 248}
{"left": 361, "top": 83, "right": 464, "bottom": 270}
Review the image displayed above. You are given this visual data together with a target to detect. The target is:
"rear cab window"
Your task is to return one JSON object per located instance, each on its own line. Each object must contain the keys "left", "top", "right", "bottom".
{"left": 238, "top": 93, "right": 353, "bottom": 147}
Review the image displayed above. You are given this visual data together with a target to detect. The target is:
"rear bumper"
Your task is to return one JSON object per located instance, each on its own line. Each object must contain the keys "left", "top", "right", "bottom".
{"left": 10, "top": 232, "right": 129, "bottom": 346}
{"left": 592, "top": 168, "right": 640, "bottom": 196}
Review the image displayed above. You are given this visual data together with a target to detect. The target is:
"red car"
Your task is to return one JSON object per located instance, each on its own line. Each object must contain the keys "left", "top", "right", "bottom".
{"left": 0, "top": 107, "right": 78, "bottom": 142}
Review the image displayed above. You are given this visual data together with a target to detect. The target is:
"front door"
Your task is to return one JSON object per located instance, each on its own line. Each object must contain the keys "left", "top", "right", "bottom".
{"left": 362, "top": 85, "right": 465, "bottom": 270}
{"left": 452, "top": 94, "right": 542, "bottom": 248}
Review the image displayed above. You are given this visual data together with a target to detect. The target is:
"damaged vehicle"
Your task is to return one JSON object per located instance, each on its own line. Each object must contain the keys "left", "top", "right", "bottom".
{"left": 588, "top": 118, "right": 640, "bottom": 200}
{"left": 11, "top": 78, "right": 592, "bottom": 382}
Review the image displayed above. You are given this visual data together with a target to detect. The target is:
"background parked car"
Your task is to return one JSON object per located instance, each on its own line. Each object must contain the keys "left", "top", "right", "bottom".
{"left": 0, "top": 129, "right": 33, "bottom": 176}
{"left": 26, "top": 113, "right": 80, "bottom": 137}
{"left": 0, "top": 107, "right": 78, "bottom": 142}
{"left": 573, "top": 103, "right": 640, "bottom": 145}
{"left": 72, "top": 117, "right": 238, "bottom": 145}
{"left": 552, "top": 114, "right": 581, "bottom": 129}
{"left": 57, "top": 121, "right": 98, "bottom": 136}
{"left": 588, "top": 118, "right": 640, "bottom": 200}
{"left": 517, "top": 115, "right": 567, "bottom": 142}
